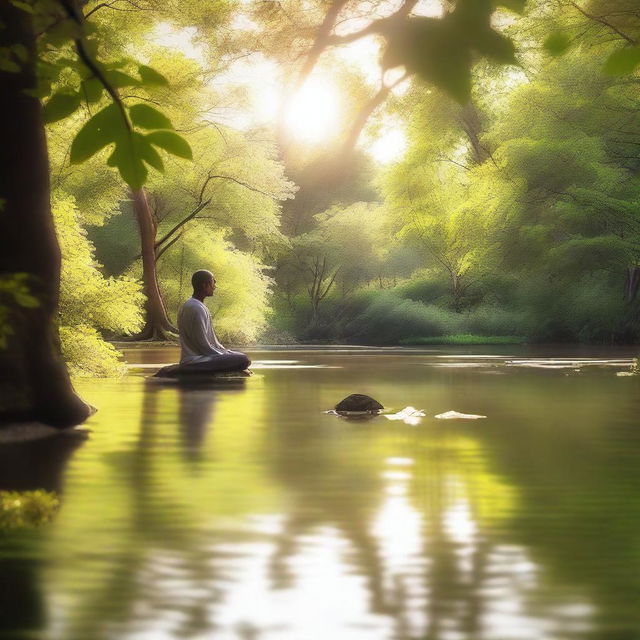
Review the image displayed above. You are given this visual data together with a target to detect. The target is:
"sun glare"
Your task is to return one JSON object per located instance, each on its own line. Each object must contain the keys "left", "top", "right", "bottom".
{"left": 369, "top": 126, "right": 407, "bottom": 164}
{"left": 285, "top": 78, "right": 341, "bottom": 145}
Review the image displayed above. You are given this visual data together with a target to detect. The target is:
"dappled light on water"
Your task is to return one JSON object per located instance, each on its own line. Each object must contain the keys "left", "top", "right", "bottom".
{"left": 2, "top": 346, "right": 640, "bottom": 639}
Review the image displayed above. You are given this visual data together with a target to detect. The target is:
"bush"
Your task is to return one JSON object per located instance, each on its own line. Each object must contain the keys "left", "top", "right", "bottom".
{"left": 0, "top": 491, "right": 59, "bottom": 530}
{"left": 60, "top": 325, "right": 127, "bottom": 377}
{"left": 463, "top": 305, "right": 532, "bottom": 337}
{"left": 54, "top": 192, "right": 144, "bottom": 376}
{"left": 340, "top": 291, "right": 463, "bottom": 344}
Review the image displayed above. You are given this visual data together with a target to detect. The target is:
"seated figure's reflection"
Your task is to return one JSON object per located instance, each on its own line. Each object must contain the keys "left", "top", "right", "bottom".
{"left": 175, "top": 378, "right": 248, "bottom": 461}
{"left": 0, "top": 430, "right": 86, "bottom": 639}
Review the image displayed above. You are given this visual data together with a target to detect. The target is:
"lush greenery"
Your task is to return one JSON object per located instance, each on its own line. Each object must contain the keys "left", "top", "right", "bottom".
{"left": 268, "top": 0, "right": 640, "bottom": 346}
{"left": 0, "top": 491, "right": 59, "bottom": 530}
{"left": 5, "top": 0, "right": 640, "bottom": 377}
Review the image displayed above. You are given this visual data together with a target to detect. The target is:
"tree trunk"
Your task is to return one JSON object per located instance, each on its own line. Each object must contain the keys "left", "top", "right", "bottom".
{"left": 451, "top": 271, "right": 462, "bottom": 312}
{"left": 459, "top": 102, "right": 491, "bottom": 166}
{"left": 0, "top": 4, "right": 91, "bottom": 428}
{"left": 129, "top": 188, "right": 177, "bottom": 340}
{"left": 625, "top": 266, "right": 640, "bottom": 302}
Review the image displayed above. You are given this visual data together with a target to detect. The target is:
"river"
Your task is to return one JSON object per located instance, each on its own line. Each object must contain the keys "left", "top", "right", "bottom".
{"left": 1, "top": 345, "right": 639, "bottom": 640}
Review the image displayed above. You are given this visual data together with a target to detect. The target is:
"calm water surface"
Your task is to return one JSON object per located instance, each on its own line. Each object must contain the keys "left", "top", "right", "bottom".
{"left": 2, "top": 345, "right": 640, "bottom": 640}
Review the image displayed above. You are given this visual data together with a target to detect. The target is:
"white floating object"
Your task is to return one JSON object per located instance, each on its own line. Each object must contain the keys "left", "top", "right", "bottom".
{"left": 384, "top": 406, "right": 425, "bottom": 425}
{"left": 435, "top": 410, "right": 487, "bottom": 420}
{"left": 616, "top": 371, "right": 635, "bottom": 377}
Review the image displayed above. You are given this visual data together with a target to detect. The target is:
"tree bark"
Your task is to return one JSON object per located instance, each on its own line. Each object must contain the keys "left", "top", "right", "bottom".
{"left": 625, "top": 266, "right": 640, "bottom": 302}
{"left": 129, "top": 188, "right": 177, "bottom": 340}
{"left": 0, "top": 3, "right": 91, "bottom": 428}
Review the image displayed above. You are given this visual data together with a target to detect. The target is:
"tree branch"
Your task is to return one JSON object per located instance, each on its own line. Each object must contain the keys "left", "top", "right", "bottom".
{"left": 206, "top": 174, "right": 276, "bottom": 198}
{"left": 569, "top": 2, "right": 637, "bottom": 44}
{"left": 58, "top": 0, "right": 132, "bottom": 134}
{"left": 155, "top": 231, "right": 182, "bottom": 260}
{"left": 154, "top": 199, "right": 211, "bottom": 250}
{"left": 340, "top": 71, "right": 408, "bottom": 156}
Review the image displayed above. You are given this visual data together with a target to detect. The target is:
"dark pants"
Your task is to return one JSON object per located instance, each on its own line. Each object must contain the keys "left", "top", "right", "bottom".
{"left": 180, "top": 350, "right": 251, "bottom": 374}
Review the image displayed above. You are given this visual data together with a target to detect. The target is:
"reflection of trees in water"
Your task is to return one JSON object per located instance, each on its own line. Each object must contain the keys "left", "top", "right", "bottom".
{"left": 261, "top": 373, "right": 595, "bottom": 639}
{"left": 481, "top": 399, "right": 640, "bottom": 638}
{"left": 57, "top": 381, "right": 253, "bottom": 640}
{"left": 0, "top": 432, "right": 86, "bottom": 639}
{"left": 37, "top": 368, "right": 636, "bottom": 640}
{"left": 260, "top": 380, "right": 506, "bottom": 639}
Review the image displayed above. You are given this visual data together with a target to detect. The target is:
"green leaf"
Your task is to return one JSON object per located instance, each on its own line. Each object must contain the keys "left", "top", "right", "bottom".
{"left": 604, "top": 46, "right": 640, "bottom": 75}
{"left": 383, "top": 17, "right": 473, "bottom": 103}
{"left": 129, "top": 103, "right": 174, "bottom": 130}
{"left": 106, "top": 150, "right": 118, "bottom": 167}
{"left": 146, "top": 130, "right": 192, "bottom": 159}
{"left": 0, "top": 58, "right": 20, "bottom": 73}
{"left": 82, "top": 77, "right": 103, "bottom": 103}
{"left": 543, "top": 32, "right": 571, "bottom": 56}
{"left": 11, "top": 44, "right": 28, "bottom": 62}
{"left": 135, "top": 133, "right": 164, "bottom": 172}
{"left": 14, "top": 290, "right": 39, "bottom": 308}
{"left": 70, "top": 104, "right": 126, "bottom": 164}
{"left": 61, "top": 57, "right": 93, "bottom": 80}
{"left": 83, "top": 38, "right": 100, "bottom": 59}
{"left": 44, "top": 20, "right": 82, "bottom": 47}
{"left": 472, "top": 28, "right": 516, "bottom": 64}
{"left": 107, "top": 138, "right": 148, "bottom": 189}
{"left": 10, "top": 0, "right": 34, "bottom": 13}
{"left": 138, "top": 65, "right": 169, "bottom": 86}
{"left": 43, "top": 91, "right": 81, "bottom": 123}
{"left": 105, "top": 69, "right": 140, "bottom": 88}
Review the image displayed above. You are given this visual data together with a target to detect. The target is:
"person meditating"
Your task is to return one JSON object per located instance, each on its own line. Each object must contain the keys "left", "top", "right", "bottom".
{"left": 174, "top": 269, "right": 251, "bottom": 375}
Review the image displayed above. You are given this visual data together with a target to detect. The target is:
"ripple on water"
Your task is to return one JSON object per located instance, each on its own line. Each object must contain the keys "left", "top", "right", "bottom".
{"left": 1, "top": 346, "right": 639, "bottom": 640}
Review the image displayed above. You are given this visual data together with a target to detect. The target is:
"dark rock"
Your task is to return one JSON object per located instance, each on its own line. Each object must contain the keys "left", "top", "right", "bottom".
{"left": 335, "top": 394, "right": 384, "bottom": 414}
{"left": 153, "top": 364, "right": 251, "bottom": 379}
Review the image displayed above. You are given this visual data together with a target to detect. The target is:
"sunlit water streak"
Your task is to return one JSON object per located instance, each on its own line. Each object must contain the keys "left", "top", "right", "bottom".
{"left": 1, "top": 345, "right": 639, "bottom": 640}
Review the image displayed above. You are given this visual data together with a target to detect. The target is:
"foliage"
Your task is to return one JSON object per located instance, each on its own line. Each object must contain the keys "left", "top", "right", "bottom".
{"left": 0, "top": 274, "right": 39, "bottom": 348}
{"left": 6, "top": 0, "right": 640, "bottom": 357}
{"left": 53, "top": 192, "right": 144, "bottom": 375}
{"left": 151, "top": 223, "right": 273, "bottom": 344}
{"left": 37, "top": 2, "right": 192, "bottom": 190}
{"left": 0, "top": 490, "right": 59, "bottom": 530}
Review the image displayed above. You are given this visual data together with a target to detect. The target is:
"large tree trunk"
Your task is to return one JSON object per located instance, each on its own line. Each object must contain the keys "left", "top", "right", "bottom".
{"left": 129, "top": 188, "right": 177, "bottom": 340}
{"left": 0, "top": 4, "right": 91, "bottom": 428}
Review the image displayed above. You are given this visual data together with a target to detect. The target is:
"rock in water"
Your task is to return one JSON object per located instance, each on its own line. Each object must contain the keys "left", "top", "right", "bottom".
{"left": 153, "top": 364, "right": 251, "bottom": 379}
{"left": 335, "top": 394, "right": 384, "bottom": 414}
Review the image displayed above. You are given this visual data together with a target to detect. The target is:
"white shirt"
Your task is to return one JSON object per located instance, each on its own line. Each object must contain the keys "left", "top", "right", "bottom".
{"left": 177, "top": 297, "right": 226, "bottom": 364}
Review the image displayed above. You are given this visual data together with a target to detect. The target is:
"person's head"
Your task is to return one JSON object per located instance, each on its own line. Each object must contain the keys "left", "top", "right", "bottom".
{"left": 191, "top": 270, "right": 216, "bottom": 299}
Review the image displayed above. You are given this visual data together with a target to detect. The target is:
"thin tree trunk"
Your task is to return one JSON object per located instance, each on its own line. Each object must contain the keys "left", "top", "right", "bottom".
{"left": 0, "top": 3, "right": 90, "bottom": 428}
{"left": 129, "top": 188, "right": 177, "bottom": 340}
{"left": 625, "top": 266, "right": 640, "bottom": 302}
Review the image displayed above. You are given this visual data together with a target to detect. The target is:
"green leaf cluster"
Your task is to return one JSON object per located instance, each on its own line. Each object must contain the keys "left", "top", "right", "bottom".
{"left": 0, "top": 274, "right": 39, "bottom": 349}
{"left": 0, "top": 491, "right": 59, "bottom": 530}
{"left": 53, "top": 192, "right": 144, "bottom": 376}
{"left": 382, "top": 1, "right": 519, "bottom": 102}
{"left": 68, "top": 101, "right": 191, "bottom": 189}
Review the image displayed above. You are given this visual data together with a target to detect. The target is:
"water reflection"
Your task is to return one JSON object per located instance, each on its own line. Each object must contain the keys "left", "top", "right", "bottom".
{"left": 0, "top": 431, "right": 86, "bottom": 640}
{"left": 178, "top": 388, "right": 217, "bottom": 459}
{"left": 12, "top": 347, "right": 640, "bottom": 640}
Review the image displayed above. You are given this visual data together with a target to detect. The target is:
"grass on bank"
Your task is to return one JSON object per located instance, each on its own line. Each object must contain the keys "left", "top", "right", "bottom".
{"left": 400, "top": 334, "right": 527, "bottom": 346}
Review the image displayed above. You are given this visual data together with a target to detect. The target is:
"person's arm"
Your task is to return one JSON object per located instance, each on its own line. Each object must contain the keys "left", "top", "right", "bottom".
{"left": 190, "top": 305, "right": 223, "bottom": 355}
{"left": 209, "top": 322, "right": 226, "bottom": 352}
